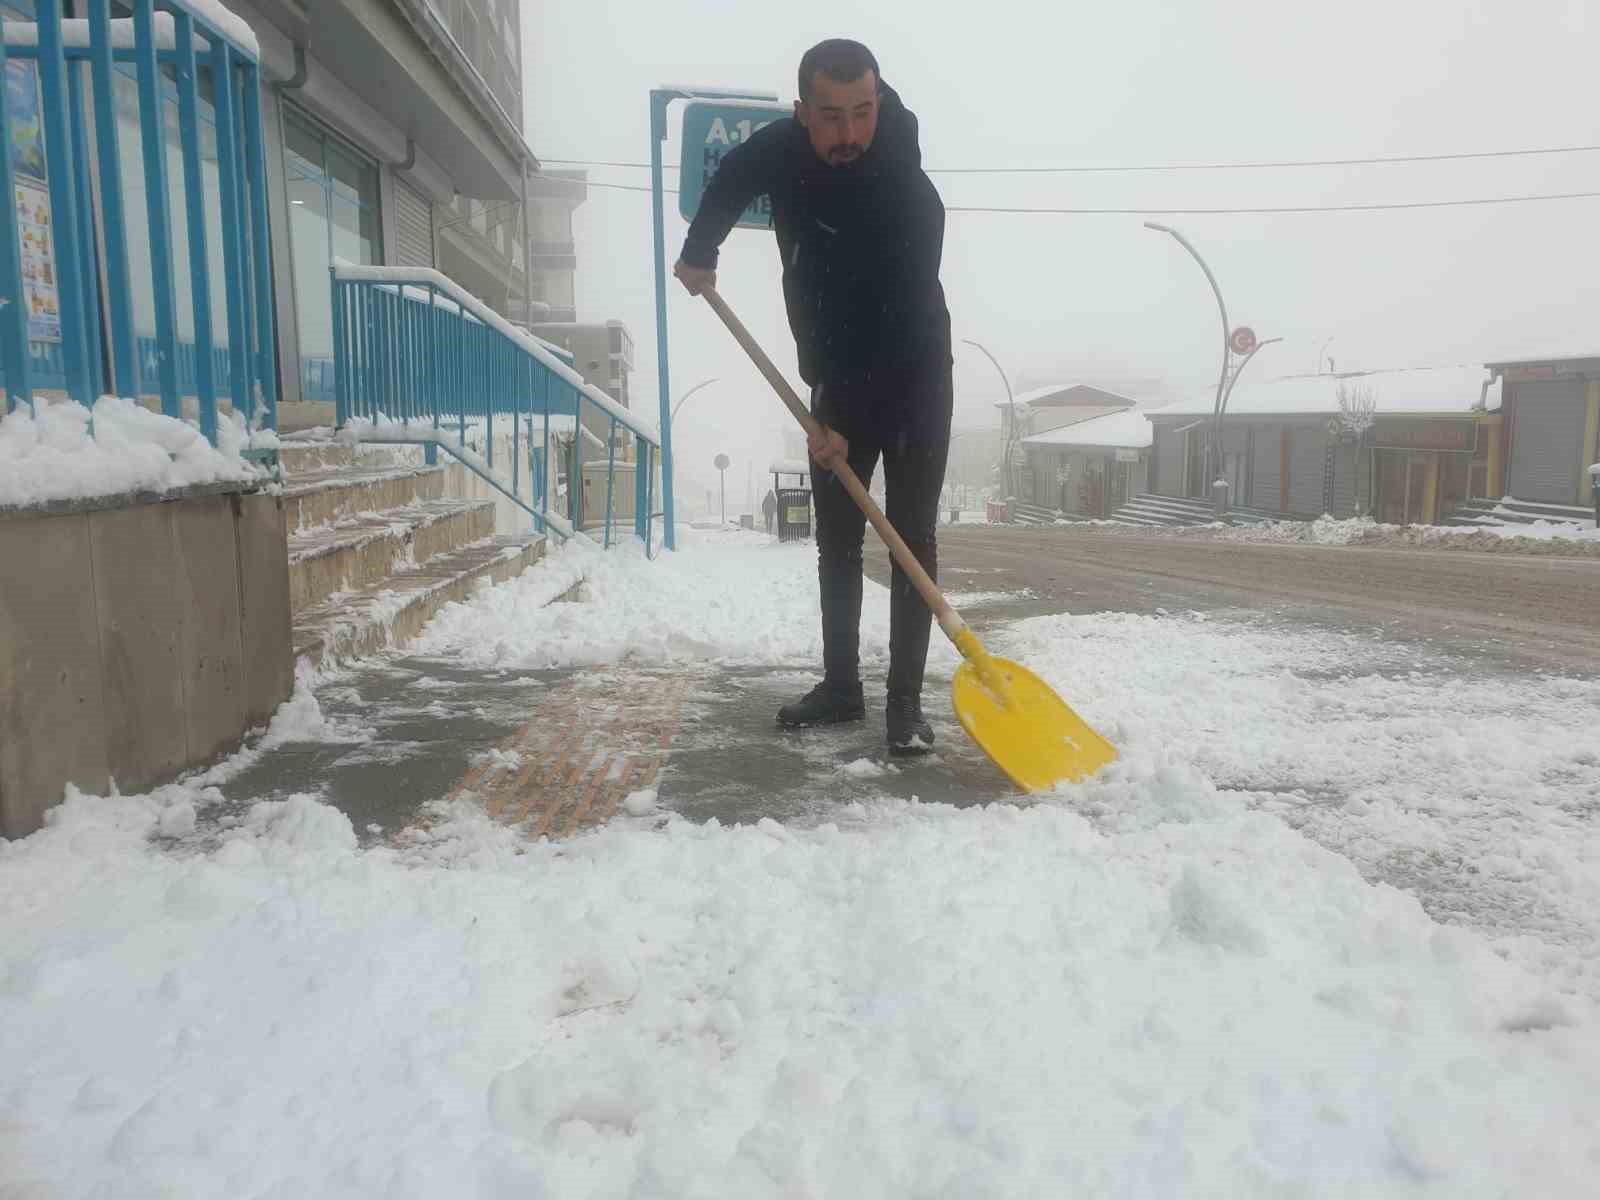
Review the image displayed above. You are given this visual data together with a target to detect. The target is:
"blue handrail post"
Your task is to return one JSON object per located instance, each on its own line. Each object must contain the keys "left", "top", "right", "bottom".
{"left": 634, "top": 433, "right": 649, "bottom": 543}
{"left": 173, "top": 9, "right": 219, "bottom": 443}
{"left": 34, "top": 4, "right": 92, "bottom": 407}
{"left": 540, "top": 370, "right": 551, "bottom": 533}
{"left": 331, "top": 275, "right": 348, "bottom": 426}
{"left": 642, "top": 443, "right": 655, "bottom": 559}
{"left": 604, "top": 414, "right": 616, "bottom": 549}
{"left": 131, "top": 0, "right": 181, "bottom": 418}
{"left": 239, "top": 60, "right": 276, "bottom": 429}
{"left": 511, "top": 343, "right": 521, "bottom": 504}
{"left": 208, "top": 39, "right": 247, "bottom": 420}
{"left": 65, "top": 56, "right": 104, "bottom": 400}
{"left": 423, "top": 283, "right": 438, "bottom": 465}
{"left": 0, "top": 31, "right": 34, "bottom": 415}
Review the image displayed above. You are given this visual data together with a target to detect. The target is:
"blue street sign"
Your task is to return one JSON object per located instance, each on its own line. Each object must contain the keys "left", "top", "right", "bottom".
{"left": 677, "top": 100, "right": 788, "bottom": 230}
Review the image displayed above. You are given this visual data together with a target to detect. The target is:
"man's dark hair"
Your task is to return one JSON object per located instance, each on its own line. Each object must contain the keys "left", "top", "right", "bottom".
{"left": 797, "top": 39, "right": 880, "bottom": 101}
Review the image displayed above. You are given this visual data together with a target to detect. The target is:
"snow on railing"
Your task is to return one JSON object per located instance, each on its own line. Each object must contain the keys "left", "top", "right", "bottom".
{"left": 330, "top": 265, "right": 662, "bottom": 553}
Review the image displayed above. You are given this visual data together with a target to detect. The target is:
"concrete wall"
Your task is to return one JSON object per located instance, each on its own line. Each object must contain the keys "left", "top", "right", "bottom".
{"left": 0, "top": 489, "right": 292, "bottom": 840}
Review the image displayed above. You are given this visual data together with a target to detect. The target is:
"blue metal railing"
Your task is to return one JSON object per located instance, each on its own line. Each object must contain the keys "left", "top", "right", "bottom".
{"left": 331, "top": 264, "right": 662, "bottom": 551}
{"left": 0, "top": 1, "right": 276, "bottom": 439}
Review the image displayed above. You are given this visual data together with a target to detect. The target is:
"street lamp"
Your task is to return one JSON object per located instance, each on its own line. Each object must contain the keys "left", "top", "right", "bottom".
{"left": 961, "top": 338, "right": 1016, "bottom": 499}
{"left": 1145, "top": 222, "right": 1232, "bottom": 515}
{"left": 670, "top": 377, "right": 720, "bottom": 425}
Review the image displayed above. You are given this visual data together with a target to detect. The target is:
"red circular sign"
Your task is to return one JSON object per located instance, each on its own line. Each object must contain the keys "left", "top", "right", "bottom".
{"left": 1230, "top": 326, "right": 1258, "bottom": 356}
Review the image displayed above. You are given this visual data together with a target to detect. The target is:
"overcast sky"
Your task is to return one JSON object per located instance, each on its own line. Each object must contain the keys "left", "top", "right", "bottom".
{"left": 525, "top": 0, "right": 1596, "bottom": 512}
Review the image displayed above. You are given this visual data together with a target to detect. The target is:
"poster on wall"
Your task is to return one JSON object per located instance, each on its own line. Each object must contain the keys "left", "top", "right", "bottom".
{"left": 5, "top": 57, "right": 59, "bottom": 343}
{"left": 15, "top": 181, "right": 59, "bottom": 343}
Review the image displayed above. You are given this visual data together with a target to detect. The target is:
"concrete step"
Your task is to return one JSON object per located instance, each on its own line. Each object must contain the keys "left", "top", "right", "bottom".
{"left": 283, "top": 465, "right": 450, "bottom": 532}
{"left": 1112, "top": 502, "right": 1213, "bottom": 527}
{"left": 292, "top": 533, "right": 548, "bottom": 668}
{"left": 1449, "top": 498, "right": 1593, "bottom": 527}
{"left": 287, "top": 499, "right": 498, "bottom": 615}
{"left": 278, "top": 441, "right": 424, "bottom": 475}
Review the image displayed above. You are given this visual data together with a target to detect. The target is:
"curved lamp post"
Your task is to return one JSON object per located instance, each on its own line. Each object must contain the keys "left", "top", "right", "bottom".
{"left": 670, "top": 377, "right": 720, "bottom": 425}
{"left": 961, "top": 338, "right": 1016, "bottom": 498}
{"left": 1145, "top": 222, "right": 1233, "bottom": 511}
{"left": 1222, "top": 337, "right": 1283, "bottom": 419}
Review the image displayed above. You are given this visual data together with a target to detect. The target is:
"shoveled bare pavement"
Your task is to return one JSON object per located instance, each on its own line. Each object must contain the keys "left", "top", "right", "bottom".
{"left": 874, "top": 525, "right": 1600, "bottom": 676}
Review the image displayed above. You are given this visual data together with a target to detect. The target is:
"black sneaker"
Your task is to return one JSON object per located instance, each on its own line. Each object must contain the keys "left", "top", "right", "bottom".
{"left": 777, "top": 681, "right": 866, "bottom": 728}
{"left": 886, "top": 694, "right": 934, "bottom": 755}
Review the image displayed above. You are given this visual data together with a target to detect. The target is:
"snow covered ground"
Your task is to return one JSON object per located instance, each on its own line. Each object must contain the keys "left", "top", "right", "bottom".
{"left": 1188, "top": 513, "right": 1600, "bottom": 551}
{"left": 3, "top": 529, "right": 1598, "bottom": 1196}
{"left": 0, "top": 396, "right": 272, "bottom": 508}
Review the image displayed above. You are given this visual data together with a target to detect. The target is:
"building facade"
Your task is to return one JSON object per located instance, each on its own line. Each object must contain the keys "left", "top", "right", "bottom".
{"left": 1145, "top": 367, "right": 1500, "bottom": 524}
{"left": 1020, "top": 409, "right": 1152, "bottom": 519}
{"left": 0, "top": 0, "right": 595, "bottom": 424}
{"left": 1486, "top": 354, "right": 1600, "bottom": 508}
{"left": 998, "top": 383, "right": 1139, "bottom": 504}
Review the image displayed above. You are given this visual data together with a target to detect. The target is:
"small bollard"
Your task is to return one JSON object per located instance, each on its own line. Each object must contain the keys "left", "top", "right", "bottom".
{"left": 1211, "top": 478, "right": 1231, "bottom": 525}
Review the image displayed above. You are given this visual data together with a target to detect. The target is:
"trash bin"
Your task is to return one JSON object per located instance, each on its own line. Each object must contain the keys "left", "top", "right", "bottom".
{"left": 776, "top": 486, "right": 813, "bottom": 542}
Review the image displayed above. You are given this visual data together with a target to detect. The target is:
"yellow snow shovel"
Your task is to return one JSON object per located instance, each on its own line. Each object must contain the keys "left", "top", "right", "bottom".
{"left": 699, "top": 286, "right": 1118, "bottom": 791}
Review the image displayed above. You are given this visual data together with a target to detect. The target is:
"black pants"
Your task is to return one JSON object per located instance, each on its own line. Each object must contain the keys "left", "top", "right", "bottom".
{"left": 810, "top": 362, "right": 953, "bottom": 698}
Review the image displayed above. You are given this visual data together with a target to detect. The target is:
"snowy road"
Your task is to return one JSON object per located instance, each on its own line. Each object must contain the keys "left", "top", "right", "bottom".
{"left": 880, "top": 524, "right": 1600, "bottom": 673}
{"left": 4, "top": 529, "right": 1599, "bottom": 1196}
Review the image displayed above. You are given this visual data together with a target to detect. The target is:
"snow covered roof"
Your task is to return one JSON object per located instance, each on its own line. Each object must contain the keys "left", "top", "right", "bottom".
{"left": 995, "top": 383, "right": 1141, "bottom": 410}
{"left": 1148, "top": 367, "right": 1501, "bottom": 420}
{"left": 1022, "top": 409, "right": 1153, "bottom": 450}
{"left": 769, "top": 460, "right": 811, "bottom": 476}
{"left": 1484, "top": 351, "right": 1600, "bottom": 370}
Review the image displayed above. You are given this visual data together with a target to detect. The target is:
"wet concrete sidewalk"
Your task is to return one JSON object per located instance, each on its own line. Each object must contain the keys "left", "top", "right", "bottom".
{"left": 216, "top": 653, "right": 1017, "bottom": 845}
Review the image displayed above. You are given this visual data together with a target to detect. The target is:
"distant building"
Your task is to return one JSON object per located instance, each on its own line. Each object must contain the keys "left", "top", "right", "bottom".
{"left": 1021, "top": 410, "right": 1152, "bottom": 518}
{"left": 997, "top": 383, "right": 1140, "bottom": 503}
{"left": 1144, "top": 367, "right": 1500, "bottom": 524}
{"left": 527, "top": 320, "right": 636, "bottom": 452}
{"left": 1484, "top": 354, "right": 1600, "bottom": 508}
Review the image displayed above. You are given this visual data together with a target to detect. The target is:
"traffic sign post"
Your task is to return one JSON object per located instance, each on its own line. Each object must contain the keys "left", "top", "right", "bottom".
{"left": 649, "top": 87, "right": 781, "bottom": 552}
{"left": 714, "top": 452, "right": 731, "bottom": 525}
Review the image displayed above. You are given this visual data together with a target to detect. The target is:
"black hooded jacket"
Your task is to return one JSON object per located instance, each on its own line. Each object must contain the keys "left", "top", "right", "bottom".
{"left": 679, "top": 83, "right": 952, "bottom": 402}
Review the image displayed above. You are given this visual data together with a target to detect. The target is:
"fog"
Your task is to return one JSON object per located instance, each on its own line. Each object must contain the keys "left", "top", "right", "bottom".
{"left": 525, "top": 0, "right": 1597, "bottom": 513}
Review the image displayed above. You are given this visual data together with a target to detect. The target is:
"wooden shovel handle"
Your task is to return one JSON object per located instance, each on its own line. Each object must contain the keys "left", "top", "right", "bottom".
{"left": 699, "top": 285, "right": 960, "bottom": 632}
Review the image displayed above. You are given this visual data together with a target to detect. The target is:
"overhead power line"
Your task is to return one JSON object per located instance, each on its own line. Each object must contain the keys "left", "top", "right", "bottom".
{"left": 537, "top": 142, "right": 1600, "bottom": 175}
{"left": 537, "top": 173, "right": 1600, "bottom": 215}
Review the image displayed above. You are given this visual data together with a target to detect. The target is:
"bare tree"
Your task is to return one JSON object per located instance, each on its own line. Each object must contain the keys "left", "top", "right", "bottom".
{"left": 1335, "top": 382, "right": 1377, "bottom": 516}
{"left": 1335, "top": 381, "right": 1377, "bottom": 438}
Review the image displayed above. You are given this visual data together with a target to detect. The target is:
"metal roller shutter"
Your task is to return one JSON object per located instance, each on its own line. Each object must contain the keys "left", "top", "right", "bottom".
{"left": 1155, "top": 425, "right": 1185, "bottom": 496}
{"left": 1287, "top": 426, "right": 1326, "bottom": 515}
{"left": 1250, "top": 424, "right": 1281, "bottom": 511}
{"left": 1326, "top": 443, "right": 1360, "bottom": 517}
{"left": 393, "top": 177, "right": 435, "bottom": 268}
{"left": 1509, "top": 380, "right": 1585, "bottom": 502}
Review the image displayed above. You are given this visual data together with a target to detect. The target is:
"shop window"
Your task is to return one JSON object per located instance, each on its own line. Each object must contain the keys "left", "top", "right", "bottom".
{"left": 282, "top": 105, "right": 380, "bottom": 367}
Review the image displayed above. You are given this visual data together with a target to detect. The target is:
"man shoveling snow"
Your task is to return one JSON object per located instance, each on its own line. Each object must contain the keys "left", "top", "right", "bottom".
{"left": 674, "top": 39, "right": 952, "bottom": 756}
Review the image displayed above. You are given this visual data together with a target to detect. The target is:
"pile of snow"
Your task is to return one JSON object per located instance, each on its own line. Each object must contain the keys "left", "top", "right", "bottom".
{"left": 413, "top": 526, "right": 948, "bottom": 673}
{"left": 3, "top": 533, "right": 1600, "bottom": 1194}
{"left": 0, "top": 396, "right": 268, "bottom": 508}
{"left": 3, "top": 758, "right": 1597, "bottom": 1194}
{"left": 1183, "top": 513, "right": 1600, "bottom": 550}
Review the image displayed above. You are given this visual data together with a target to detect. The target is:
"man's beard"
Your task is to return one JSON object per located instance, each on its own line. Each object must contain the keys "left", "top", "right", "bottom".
{"left": 828, "top": 144, "right": 864, "bottom": 164}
